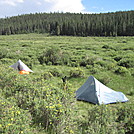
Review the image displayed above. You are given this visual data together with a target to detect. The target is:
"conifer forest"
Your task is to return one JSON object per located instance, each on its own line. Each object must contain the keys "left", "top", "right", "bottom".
{"left": 0, "top": 11, "right": 134, "bottom": 36}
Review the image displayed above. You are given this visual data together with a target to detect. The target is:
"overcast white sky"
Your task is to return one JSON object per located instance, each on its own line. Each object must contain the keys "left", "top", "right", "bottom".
{"left": 0, "top": 0, "right": 133, "bottom": 18}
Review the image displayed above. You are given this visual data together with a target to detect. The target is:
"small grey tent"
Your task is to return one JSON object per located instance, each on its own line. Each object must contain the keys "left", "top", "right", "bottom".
{"left": 10, "top": 59, "right": 33, "bottom": 73}
{"left": 76, "top": 76, "right": 128, "bottom": 105}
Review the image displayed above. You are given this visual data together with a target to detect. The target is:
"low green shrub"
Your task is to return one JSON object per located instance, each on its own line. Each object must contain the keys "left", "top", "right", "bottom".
{"left": 114, "top": 66, "right": 130, "bottom": 76}
{"left": 79, "top": 55, "right": 98, "bottom": 67}
{"left": 129, "top": 68, "right": 134, "bottom": 77}
{"left": 86, "top": 105, "right": 117, "bottom": 134}
{"left": 117, "top": 58, "right": 134, "bottom": 68}
{"left": 106, "top": 62, "right": 117, "bottom": 70}
{"left": 69, "top": 61, "right": 79, "bottom": 67}
{"left": 0, "top": 65, "right": 34, "bottom": 98}
{"left": 38, "top": 47, "right": 60, "bottom": 65}
{"left": 31, "top": 87, "right": 76, "bottom": 133}
{"left": 6, "top": 52, "right": 21, "bottom": 60}
{"left": 0, "top": 64, "right": 77, "bottom": 134}
{"left": 84, "top": 104, "right": 134, "bottom": 134}
{"left": 69, "top": 68, "right": 85, "bottom": 78}
{"left": 116, "top": 104, "right": 134, "bottom": 134}
{"left": 122, "top": 40, "right": 127, "bottom": 43}
{"left": 90, "top": 68, "right": 99, "bottom": 74}
{"left": 0, "top": 97, "right": 33, "bottom": 134}
{"left": 86, "top": 65, "right": 92, "bottom": 69}
{"left": 96, "top": 60, "right": 116, "bottom": 71}
{"left": 38, "top": 47, "right": 71, "bottom": 65}
{"left": 90, "top": 67, "right": 100, "bottom": 74}
{"left": 126, "top": 88, "right": 134, "bottom": 96}
{"left": 61, "top": 51, "right": 71, "bottom": 65}
{"left": 0, "top": 47, "right": 8, "bottom": 59}
{"left": 0, "top": 58, "right": 14, "bottom": 65}
{"left": 96, "top": 60, "right": 107, "bottom": 67}
{"left": 87, "top": 64, "right": 103, "bottom": 73}
{"left": 49, "top": 67, "right": 62, "bottom": 77}
{"left": 114, "top": 55, "right": 123, "bottom": 62}
{"left": 42, "top": 72, "right": 53, "bottom": 80}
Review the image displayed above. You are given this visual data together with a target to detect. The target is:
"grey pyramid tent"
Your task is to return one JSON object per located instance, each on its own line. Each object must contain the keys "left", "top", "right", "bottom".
{"left": 76, "top": 76, "right": 128, "bottom": 105}
{"left": 10, "top": 59, "right": 33, "bottom": 73}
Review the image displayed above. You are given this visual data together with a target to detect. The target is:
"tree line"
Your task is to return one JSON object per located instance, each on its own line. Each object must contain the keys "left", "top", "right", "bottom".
{"left": 0, "top": 11, "right": 134, "bottom": 36}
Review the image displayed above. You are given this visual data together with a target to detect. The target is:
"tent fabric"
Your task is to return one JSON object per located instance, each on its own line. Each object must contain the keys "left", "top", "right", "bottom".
{"left": 76, "top": 76, "right": 128, "bottom": 105}
{"left": 10, "top": 59, "right": 33, "bottom": 73}
{"left": 19, "top": 70, "right": 30, "bottom": 74}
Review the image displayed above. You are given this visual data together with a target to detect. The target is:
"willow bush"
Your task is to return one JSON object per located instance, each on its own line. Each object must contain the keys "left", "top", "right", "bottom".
{"left": 38, "top": 47, "right": 71, "bottom": 65}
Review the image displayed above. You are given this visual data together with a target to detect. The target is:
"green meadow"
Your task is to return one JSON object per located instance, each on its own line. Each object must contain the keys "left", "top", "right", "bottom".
{"left": 0, "top": 34, "right": 134, "bottom": 134}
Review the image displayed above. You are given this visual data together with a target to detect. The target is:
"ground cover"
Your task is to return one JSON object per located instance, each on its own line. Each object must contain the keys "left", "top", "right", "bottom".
{"left": 0, "top": 34, "right": 134, "bottom": 134}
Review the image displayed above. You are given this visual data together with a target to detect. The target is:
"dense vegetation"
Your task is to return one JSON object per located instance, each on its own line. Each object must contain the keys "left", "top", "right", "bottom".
{"left": 0, "top": 11, "right": 134, "bottom": 36}
{"left": 0, "top": 34, "right": 134, "bottom": 134}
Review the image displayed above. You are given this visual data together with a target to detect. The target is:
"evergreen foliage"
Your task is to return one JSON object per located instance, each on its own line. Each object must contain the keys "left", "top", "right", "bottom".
{"left": 0, "top": 11, "right": 134, "bottom": 36}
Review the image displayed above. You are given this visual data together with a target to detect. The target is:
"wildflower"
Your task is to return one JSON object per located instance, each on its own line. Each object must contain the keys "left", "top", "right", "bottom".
{"left": 46, "top": 94, "right": 50, "bottom": 97}
{"left": 16, "top": 111, "right": 21, "bottom": 114}
{"left": 7, "top": 123, "right": 12, "bottom": 126}
{"left": 49, "top": 106, "right": 55, "bottom": 109}
{"left": 11, "top": 118, "right": 14, "bottom": 121}
{"left": 70, "top": 130, "right": 74, "bottom": 134}
{"left": 60, "top": 109, "right": 63, "bottom": 113}
{"left": 57, "top": 104, "right": 62, "bottom": 107}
